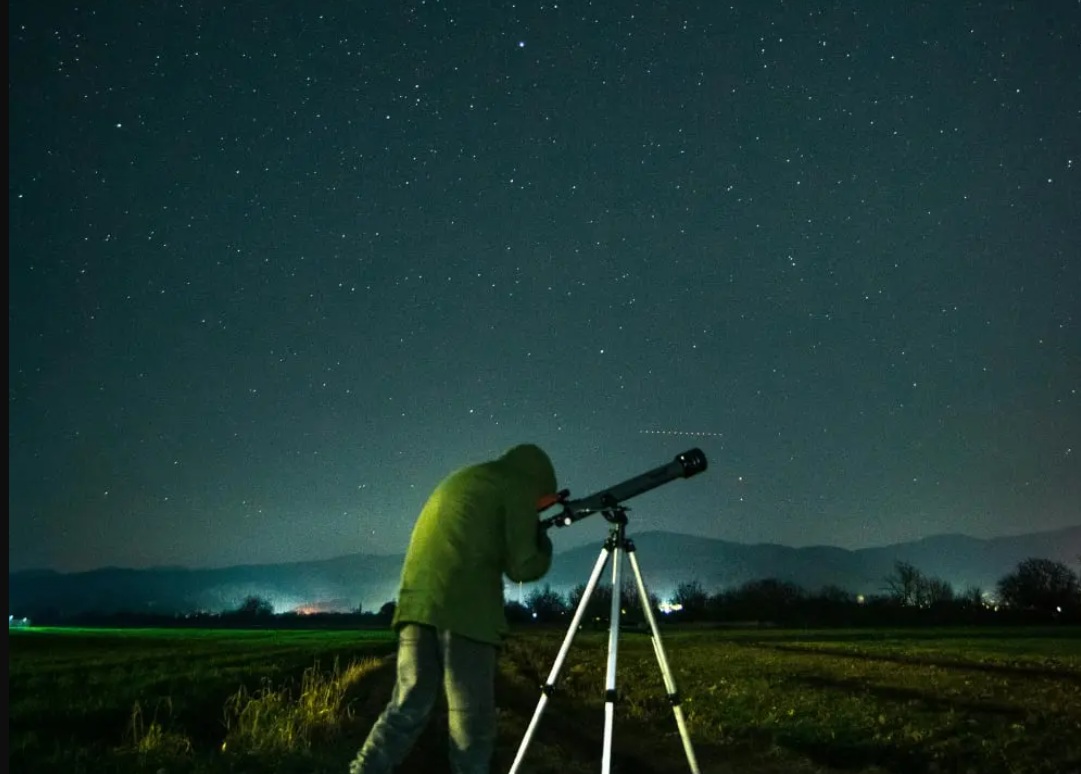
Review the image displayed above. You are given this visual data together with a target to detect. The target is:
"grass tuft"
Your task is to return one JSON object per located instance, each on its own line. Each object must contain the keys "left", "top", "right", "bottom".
{"left": 126, "top": 697, "right": 194, "bottom": 758}
{"left": 221, "top": 657, "right": 381, "bottom": 754}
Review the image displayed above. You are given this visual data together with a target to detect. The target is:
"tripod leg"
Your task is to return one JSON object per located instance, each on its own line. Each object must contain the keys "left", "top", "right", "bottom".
{"left": 508, "top": 544, "right": 612, "bottom": 774}
{"left": 626, "top": 550, "right": 702, "bottom": 774}
{"left": 601, "top": 541, "right": 623, "bottom": 774}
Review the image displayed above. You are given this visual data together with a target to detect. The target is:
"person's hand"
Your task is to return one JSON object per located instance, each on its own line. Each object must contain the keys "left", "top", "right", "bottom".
{"left": 536, "top": 492, "right": 561, "bottom": 511}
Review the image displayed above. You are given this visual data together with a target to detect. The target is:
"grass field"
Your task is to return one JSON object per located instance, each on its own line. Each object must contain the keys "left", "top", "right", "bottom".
{"left": 8, "top": 625, "right": 1081, "bottom": 773}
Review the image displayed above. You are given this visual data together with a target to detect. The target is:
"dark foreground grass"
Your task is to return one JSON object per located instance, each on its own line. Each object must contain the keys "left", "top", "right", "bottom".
{"left": 8, "top": 627, "right": 398, "bottom": 773}
{"left": 8, "top": 625, "right": 1081, "bottom": 773}
{"left": 500, "top": 626, "right": 1081, "bottom": 774}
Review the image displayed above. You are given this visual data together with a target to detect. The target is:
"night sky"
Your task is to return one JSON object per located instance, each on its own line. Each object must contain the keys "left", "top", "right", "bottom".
{"left": 9, "top": 2, "right": 1080, "bottom": 574}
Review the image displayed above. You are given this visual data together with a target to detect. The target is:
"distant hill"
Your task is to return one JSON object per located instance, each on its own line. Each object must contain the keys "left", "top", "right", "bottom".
{"left": 540, "top": 525, "right": 1081, "bottom": 599}
{"left": 9, "top": 525, "right": 1080, "bottom": 617}
{"left": 7, "top": 554, "right": 404, "bottom": 619}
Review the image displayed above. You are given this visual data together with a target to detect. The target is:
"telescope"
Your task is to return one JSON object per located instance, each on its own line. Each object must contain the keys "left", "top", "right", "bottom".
{"left": 516, "top": 448, "right": 710, "bottom": 773}
{"left": 539, "top": 448, "right": 707, "bottom": 530}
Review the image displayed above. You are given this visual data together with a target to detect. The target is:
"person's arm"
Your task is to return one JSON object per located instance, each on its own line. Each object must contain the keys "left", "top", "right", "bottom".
{"left": 504, "top": 492, "right": 553, "bottom": 583}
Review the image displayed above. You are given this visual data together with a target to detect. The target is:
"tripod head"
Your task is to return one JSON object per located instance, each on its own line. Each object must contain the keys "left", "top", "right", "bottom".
{"left": 539, "top": 448, "right": 708, "bottom": 530}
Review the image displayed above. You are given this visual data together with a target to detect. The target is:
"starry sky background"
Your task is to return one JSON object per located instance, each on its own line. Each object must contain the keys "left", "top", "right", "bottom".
{"left": 9, "top": 2, "right": 1080, "bottom": 574}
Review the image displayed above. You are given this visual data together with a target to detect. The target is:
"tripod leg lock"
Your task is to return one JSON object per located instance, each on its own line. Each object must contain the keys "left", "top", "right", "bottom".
{"left": 667, "top": 690, "right": 682, "bottom": 706}
{"left": 540, "top": 682, "right": 558, "bottom": 697}
{"left": 604, "top": 689, "right": 619, "bottom": 703}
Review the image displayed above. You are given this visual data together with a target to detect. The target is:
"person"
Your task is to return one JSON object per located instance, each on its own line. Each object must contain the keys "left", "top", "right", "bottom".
{"left": 349, "top": 443, "right": 558, "bottom": 774}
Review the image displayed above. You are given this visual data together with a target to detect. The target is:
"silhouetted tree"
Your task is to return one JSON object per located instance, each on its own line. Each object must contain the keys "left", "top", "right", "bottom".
{"left": 672, "top": 580, "right": 709, "bottom": 621}
{"left": 704, "top": 589, "right": 731, "bottom": 621}
{"left": 960, "top": 586, "right": 986, "bottom": 609}
{"left": 817, "top": 585, "right": 855, "bottom": 604}
{"left": 997, "top": 558, "right": 1080, "bottom": 613}
{"left": 235, "top": 595, "right": 274, "bottom": 618}
{"left": 921, "top": 576, "right": 955, "bottom": 606}
{"left": 568, "top": 581, "right": 613, "bottom": 624}
{"left": 377, "top": 601, "right": 397, "bottom": 622}
{"left": 808, "top": 585, "right": 858, "bottom": 626}
{"left": 618, "top": 577, "right": 660, "bottom": 624}
{"left": 714, "top": 578, "right": 805, "bottom": 623}
{"left": 504, "top": 600, "right": 531, "bottom": 624}
{"left": 883, "top": 561, "right": 924, "bottom": 606}
{"left": 525, "top": 584, "right": 568, "bottom": 622}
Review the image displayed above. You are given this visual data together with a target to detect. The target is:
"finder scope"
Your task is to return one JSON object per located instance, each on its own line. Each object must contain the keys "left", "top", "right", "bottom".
{"left": 540, "top": 448, "right": 707, "bottom": 529}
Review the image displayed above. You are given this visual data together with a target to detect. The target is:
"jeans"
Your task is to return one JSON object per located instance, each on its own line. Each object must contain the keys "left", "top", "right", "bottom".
{"left": 349, "top": 624, "right": 498, "bottom": 774}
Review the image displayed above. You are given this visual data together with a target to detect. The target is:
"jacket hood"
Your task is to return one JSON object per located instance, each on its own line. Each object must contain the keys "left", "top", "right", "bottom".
{"left": 498, "top": 443, "right": 557, "bottom": 497}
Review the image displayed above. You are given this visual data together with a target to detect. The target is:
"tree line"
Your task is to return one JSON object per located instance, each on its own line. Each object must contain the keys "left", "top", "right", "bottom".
{"left": 507, "top": 556, "right": 1081, "bottom": 628}
{"left": 15, "top": 557, "right": 1079, "bottom": 629}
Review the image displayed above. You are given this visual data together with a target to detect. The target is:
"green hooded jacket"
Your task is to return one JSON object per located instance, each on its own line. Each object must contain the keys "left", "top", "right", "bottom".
{"left": 391, "top": 444, "right": 557, "bottom": 645}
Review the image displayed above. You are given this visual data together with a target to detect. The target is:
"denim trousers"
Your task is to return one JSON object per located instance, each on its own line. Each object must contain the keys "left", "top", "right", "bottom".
{"left": 349, "top": 623, "right": 498, "bottom": 774}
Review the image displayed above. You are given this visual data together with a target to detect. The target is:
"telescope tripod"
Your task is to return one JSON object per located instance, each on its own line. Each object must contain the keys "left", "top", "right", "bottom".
{"left": 509, "top": 507, "right": 701, "bottom": 774}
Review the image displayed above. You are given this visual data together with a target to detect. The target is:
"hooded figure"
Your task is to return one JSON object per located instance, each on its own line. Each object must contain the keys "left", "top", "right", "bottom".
{"left": 351, "top": 444, "right": 558, "bottom": 774}
{"left": 393, "top": 443, "right": 557, "bottom": 644}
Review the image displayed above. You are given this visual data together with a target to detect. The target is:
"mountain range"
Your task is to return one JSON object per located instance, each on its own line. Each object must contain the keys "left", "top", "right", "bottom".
{"left": 9, "top": 525, "right": 1080, "bottom": 617}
